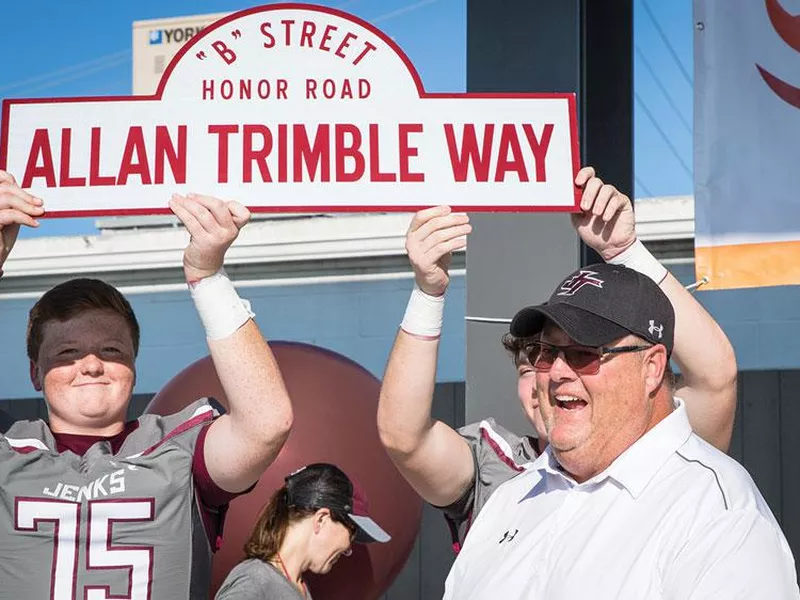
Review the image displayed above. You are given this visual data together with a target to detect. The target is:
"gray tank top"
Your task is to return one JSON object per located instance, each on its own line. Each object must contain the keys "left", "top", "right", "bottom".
{"left": 0, "top": 399, "right": 216, "bottom": 600}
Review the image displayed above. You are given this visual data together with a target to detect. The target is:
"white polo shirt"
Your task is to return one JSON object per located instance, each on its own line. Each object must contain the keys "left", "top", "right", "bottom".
{"left": 443, "top": 399, "right": 799, "bottom": 600}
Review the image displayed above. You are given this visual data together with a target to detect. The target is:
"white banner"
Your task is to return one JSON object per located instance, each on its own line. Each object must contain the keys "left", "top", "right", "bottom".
{"left": 694, "top": 0, "right": 800, "bottom": 289}
{"left": 0, "top": 4, "right": 580, "bottom": 217}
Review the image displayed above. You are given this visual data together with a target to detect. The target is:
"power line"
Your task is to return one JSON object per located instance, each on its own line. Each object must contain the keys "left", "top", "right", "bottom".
{"left": 634, "top": 45, "right": 692, "bottom": 135}
{"left": 635, "top": 175, "right": 655, "bottom": 198}
{"left": 334, "top": 0, "right": 362, "bottom": 9}
{"left": 634, "top": 92, "right": 692, "bottom": 178}
{"left": 0, "top": 49, "right": 131, "bottom": 95}
{"left": 19, "top": 56, "right": 130, "bottom": 96}
{"left": 641, "top": 0, "right": 693, "bottom": 86}
{"left": 81, "top": 76, "right": 132, "bottom": 97}
{"left": 372, "top": 0, "right": 441, "bottom": 24}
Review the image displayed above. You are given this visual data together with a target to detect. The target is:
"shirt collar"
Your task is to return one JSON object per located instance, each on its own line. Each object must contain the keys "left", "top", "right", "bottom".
{"left": 52, "top": 420, "right": 139, "bottom": 456}
{"left": 605, "top": 398, "right": 692, "bottom": 497}
{"left": 532, "top": 398, "right": 693, "bottom": 497}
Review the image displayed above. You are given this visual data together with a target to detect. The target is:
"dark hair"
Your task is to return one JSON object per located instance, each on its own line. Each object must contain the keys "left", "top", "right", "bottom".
{"left": 501, "top": 332, "right": 538, "bottom": 367}
{"left": 27, "top": 278, "right": 140, "bottom": 361}
{"left": 243, "top": 463, "right": 357, "bottom": 562}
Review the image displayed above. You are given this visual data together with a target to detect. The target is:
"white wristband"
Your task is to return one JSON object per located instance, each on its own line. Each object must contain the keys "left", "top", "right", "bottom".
{"left": 189, "top": 268, "right": 255, "bottom": 340}
{"left": 400, "top": 285, "right": 444, "bottom": 338}
{"left": 607, "top": 239, "right": 668, "bottom": 284}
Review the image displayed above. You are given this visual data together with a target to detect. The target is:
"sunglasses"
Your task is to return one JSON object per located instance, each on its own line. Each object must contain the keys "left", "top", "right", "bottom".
{"left": 332, "top": 510, "right": 358, "bottom": 542}
{"left": 525, "top": 340, "right": 652, "bottom": 375}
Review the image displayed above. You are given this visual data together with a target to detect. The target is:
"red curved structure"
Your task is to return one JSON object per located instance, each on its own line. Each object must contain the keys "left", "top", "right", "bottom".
{"left": 758, "top": 0, "right": 800, "bottom": 109}
{"left": 766, "top": 0, "right": 800, "bottom": 52}
{"left": 146, "top": 341, "right": 423, "bottom": 599}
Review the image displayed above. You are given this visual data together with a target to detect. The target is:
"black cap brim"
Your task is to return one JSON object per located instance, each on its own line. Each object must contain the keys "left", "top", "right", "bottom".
{"left": 510, "top": 303, "right": 632, "bottom": 347}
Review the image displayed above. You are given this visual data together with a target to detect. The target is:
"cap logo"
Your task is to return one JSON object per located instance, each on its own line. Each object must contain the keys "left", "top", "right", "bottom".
{"left": 648, "top": 320, "right": 664, "bottom": 339}
{"left": 557, "top": 270, "right": 604, "bottom": 296}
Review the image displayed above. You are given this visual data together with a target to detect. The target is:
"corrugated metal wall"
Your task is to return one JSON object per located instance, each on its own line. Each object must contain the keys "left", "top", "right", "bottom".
{"left": 729, "top": 370, "right": 800, "bottom": 569}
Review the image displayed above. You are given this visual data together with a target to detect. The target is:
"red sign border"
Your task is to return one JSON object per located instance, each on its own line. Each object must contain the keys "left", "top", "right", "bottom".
{"left": 0, "top": 2, "right": 581, "bottom": 218}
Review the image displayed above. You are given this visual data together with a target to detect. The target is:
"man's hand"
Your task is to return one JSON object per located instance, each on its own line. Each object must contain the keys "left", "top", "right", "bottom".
{"left": 571, "top": 166, "right": 636, "bottom": 261}
{"left": 0, "top": 171, "right": 44, "bottom": 271}
{"left": 169, "top": 193, "right": 251, "bottom": 282}
{"left": 405, "top": 206, "right": 471, "bottom": 296}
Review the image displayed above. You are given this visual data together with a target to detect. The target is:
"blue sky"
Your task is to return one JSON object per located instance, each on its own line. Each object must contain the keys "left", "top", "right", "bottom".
{"left": 0, "top": 0, "right": 692, "bottom": 238}
{"left": 633, "top": 0, "right": 694, "bottom": 200}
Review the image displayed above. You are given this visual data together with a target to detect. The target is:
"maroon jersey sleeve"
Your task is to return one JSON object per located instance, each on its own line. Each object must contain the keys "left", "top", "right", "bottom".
{"left": 191, "top": 422, "right": 258, "bottom": 550}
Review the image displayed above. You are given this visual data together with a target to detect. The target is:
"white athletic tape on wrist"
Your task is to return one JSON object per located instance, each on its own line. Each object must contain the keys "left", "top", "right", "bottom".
{"left": 401, "top": 285, "right": 444, "bottom": 338}
{"left": 608, "top": 239, "right": 668, "bottom": 284}
{"left": 189, "top": 268, "right": 255, "bottom": 340}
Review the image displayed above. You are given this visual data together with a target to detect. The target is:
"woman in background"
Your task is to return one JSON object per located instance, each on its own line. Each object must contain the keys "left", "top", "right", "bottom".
{"left": 216, "top": 463, "right": 390, "bottom": 600}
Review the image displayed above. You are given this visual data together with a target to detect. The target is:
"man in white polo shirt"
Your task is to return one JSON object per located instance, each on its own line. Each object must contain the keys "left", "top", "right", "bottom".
{"left": 378, "top": 166, "right": 740, "bottom": 556}
{"left": 440, "top": 264, "right": 798, "bottom": 599}
{"left": 378, "top": 168, "right": 798, "bottom": 600}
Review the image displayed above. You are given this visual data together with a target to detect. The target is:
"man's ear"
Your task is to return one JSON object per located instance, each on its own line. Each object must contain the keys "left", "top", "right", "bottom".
{"left": 29, "top": 360, "right": 42, "bottom": 392}
{"left": 643, "top": 345, "right": 668, "bottom": 397}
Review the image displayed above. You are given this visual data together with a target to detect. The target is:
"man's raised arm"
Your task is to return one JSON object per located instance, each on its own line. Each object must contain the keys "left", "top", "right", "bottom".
{"left": 170, "top": 193, "right": 293, "bottom": 493}
{"left": 656, "top": 272, "right": 737, "bottom": 451}
{"left": 377, "top": 206, "right": 475, "bottom": 507}
{"left": 573, "top": 167, "right": 737, "bottom": 451}
{"left": 0, "top": 171, "right": 44, "bottom": 276}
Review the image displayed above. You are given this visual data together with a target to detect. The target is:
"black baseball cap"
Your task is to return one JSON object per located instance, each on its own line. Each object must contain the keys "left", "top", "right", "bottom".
{"left": 510, "top": 263, "right": 675, "bottom": 355}
{"left": 342, "top": 477, "right": 391, "bottom": 544}
{"left": 285, "top": 463, "right": 390, "bottom": 544}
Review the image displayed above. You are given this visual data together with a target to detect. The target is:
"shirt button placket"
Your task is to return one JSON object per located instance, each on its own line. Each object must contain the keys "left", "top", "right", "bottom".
{"left": 553, "top": 486, "right": 584, "bottom": 534}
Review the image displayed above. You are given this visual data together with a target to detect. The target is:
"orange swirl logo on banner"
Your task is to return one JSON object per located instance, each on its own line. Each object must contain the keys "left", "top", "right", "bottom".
{"left": 757, "top": 0, "right": 800, "bottom": 109}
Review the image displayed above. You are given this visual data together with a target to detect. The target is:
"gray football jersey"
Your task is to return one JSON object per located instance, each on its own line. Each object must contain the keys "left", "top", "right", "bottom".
{"left": 440, "top": 418, "right": 539, "bottom": 549}
{"left": 0, "top": 399, "right": 217, "bottom": 600}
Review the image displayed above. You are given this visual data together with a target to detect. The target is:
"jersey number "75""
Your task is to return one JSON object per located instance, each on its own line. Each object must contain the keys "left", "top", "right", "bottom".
{"left": 15, "top": 497, "right": 155, "bottom": 600}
